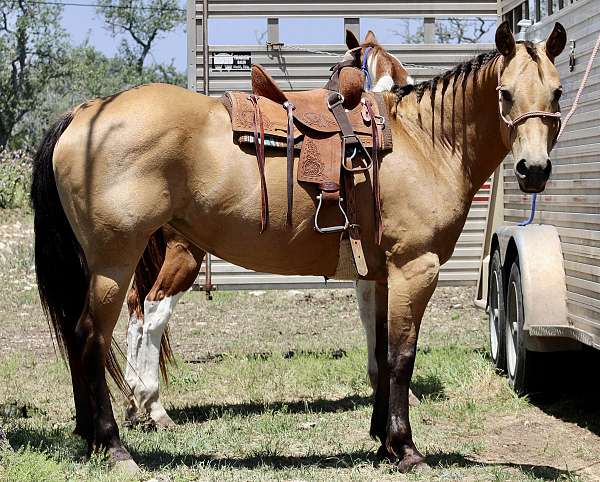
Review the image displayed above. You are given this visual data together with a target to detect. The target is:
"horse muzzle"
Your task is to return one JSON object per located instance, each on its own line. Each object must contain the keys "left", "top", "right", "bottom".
{"left": 515, "top": 157, "right": 552, "bottom": 193}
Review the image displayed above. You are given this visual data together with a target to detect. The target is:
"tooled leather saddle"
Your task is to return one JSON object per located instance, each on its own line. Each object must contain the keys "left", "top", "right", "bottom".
{"left": 220, "top": 60, "right": 392, "bottom": 276}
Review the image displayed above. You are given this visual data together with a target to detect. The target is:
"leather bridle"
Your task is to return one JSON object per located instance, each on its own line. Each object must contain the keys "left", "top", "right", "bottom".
{"left": 496, "top": 56, "right": 562, "bottom": 145}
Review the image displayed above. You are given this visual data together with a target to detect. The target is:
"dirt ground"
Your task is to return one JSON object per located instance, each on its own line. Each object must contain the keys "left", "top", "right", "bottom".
{"left": 1, "top": 210, "right": 599, "bottom": 481}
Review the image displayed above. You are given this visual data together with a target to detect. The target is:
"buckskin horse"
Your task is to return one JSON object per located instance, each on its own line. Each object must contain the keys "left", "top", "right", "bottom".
{"left": 31, "top": 22, "right": 566, "bottom": 472}
{"left": 124, "top": 29, "right": 414, "bottom": 429}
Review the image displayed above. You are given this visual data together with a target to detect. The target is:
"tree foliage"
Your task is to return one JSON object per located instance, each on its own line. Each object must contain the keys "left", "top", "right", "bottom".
{"left": 0, "top": 0, "right": 185, "bottom": 151}
{"left": 0, "top": 0, "right": 70, "bottom": 149}
{"left": 96, "top": 0, "right": 185, "bottom": 74}
{"left": 392, "top": 17, "right": 494, "bottom": 45}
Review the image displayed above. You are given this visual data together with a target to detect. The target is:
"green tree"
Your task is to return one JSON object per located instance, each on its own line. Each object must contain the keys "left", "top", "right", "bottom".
{"left": 96, "top": 0, "right": 185, "bottom": 75}
{"left": 0, "top": 0, "right": 69, "bottom": 149}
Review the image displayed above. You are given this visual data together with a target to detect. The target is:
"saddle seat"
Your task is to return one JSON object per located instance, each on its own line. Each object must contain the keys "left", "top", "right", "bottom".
{"left": 251, "top": 63, "right": 365, "bottom": 110}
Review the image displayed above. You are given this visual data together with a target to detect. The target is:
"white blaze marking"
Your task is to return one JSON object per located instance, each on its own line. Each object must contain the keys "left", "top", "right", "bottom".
{"left": 132, "top": 293, "right": 183, "bottom": 424}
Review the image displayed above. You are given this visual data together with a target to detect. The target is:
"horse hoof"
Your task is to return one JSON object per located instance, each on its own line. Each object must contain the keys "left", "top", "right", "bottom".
{"left": 153, "top": 412, "right": 176, "bottom": 430}
{"left": 112, "top": 458, "right": 140, "bottom": 474}
{"left": 108, "top": 447, "right": 139, "bottom": 474}
{"left": 396, "top": 452, "right": 427, "bottom": 473}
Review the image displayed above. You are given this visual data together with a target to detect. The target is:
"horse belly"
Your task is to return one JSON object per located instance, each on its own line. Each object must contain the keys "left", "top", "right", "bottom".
{"left": 174, "top": 134, "right": 343, "bottom": 277}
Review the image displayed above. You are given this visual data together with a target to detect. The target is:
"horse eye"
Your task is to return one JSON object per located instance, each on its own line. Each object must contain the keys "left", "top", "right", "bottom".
{"left": 553, "top": 88, "right": 562, "bottom": 102}
{"left": 500, "top": 89, "right": 513, "bottom": 102}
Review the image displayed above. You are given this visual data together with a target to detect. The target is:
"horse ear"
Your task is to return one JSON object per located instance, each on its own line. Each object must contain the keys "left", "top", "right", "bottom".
{"left": 545, "top": 22, "right": 567, "bottom": 62}
{"left": 364, "top": 30, "right": 378, "bottom": 45}
{"left": 495, "top": 21, "right": 516, "bottom": 57}
{"left": 345, "top": 29, "right": 360, "bottom": 50}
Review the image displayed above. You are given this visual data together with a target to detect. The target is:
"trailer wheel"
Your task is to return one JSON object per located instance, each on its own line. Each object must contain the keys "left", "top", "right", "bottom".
{"left": 505, "top": 260, "right": 535, "bottom": 394}
{"left": 488, "top": 250, "right": 506, "bottom": 371}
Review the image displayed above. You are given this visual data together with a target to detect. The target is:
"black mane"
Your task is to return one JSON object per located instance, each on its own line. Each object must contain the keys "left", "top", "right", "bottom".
{"left": 391, "top": 49, "right": 500, "bottom": 103}
{"left": 392, "top": 41, "right": 540, "bottom": 104}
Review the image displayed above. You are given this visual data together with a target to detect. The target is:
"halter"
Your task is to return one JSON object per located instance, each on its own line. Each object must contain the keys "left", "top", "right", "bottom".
{"left": 496, "top": 56, "right": 562, "bottom": 145}
{"left": 362, "top": 46, "right": 373, "bottom": 90}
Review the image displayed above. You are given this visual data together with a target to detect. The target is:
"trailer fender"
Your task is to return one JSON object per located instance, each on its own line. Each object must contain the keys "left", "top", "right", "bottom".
{"left": 496, "top": 225, "right": 568, "bottom": 334}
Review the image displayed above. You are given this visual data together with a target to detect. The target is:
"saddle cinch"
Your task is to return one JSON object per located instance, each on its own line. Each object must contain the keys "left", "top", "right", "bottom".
{"left": 220, "top": 62, "right": 393, "bottom": 276}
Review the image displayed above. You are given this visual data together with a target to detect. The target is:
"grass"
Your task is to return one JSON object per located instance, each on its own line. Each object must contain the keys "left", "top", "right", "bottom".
{"left": 0, "top": 341, "right": 579, "bottom": 481}
{"left": 0, "top": 210, "right": 597, "bottom": 481}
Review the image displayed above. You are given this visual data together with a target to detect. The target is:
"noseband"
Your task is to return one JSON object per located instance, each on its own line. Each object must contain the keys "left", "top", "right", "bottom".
{"left": 496, "top": 57, "right": 562, "bottom": 145}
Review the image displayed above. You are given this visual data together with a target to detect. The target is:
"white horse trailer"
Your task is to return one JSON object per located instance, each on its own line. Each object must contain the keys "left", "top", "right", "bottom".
{"left": 476, "top": 0, "right": 600, "bottom": 394}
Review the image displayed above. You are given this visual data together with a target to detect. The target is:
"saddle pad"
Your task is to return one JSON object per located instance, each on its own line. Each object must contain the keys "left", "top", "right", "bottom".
{"left": 236, "top": 133, "right": 302, "bottom": 150}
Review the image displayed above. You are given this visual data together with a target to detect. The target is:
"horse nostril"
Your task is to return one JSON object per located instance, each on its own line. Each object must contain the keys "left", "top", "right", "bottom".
{"left": 544, "top": 159, "right": 552, "bottom": 178}
{"left": 515, "top": 159, "right": 528, "bottom": 179}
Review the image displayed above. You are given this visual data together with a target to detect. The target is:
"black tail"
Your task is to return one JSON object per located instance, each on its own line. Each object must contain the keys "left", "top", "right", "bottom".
{"left": 129, "top": 228, "right": 176, "bottom": 382}
{"left": 31, "top": 112, "right": 128, "bottom": 396}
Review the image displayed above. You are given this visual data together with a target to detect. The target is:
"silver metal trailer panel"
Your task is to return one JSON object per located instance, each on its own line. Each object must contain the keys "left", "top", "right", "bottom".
{"left": 478, "top": 0, "right": 600, "bottom": 351}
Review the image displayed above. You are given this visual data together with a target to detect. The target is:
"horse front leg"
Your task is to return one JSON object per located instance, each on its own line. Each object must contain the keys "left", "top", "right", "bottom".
{"left": 385, "top": 252, "right": 439, "bottom": 472}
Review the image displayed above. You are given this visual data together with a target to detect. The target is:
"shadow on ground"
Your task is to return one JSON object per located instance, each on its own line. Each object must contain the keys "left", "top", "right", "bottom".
{"left": 427, "top": 452, "right": 573, "bottom": 480}
{"left": 167, "top": 394, "right": 372, "bottom": 424}
{"left": 528, "top": 349, "right": 600, "bottom": 438}
{"left": 131, "top": 447, "right": 572, "bottom": 479}
{"left": 4, "top": 418, "right": 574, "bottom": 479}
{"left": 411, "top": 373, "right": 446, "bottom": 401}
{"left": 4, "top": 424, "right": 87, "bottom": 461}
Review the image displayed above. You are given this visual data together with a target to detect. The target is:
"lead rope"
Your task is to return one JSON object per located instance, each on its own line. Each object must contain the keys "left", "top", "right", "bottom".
{"left": 519, "top": 32, "right": 600, "bottom": 226}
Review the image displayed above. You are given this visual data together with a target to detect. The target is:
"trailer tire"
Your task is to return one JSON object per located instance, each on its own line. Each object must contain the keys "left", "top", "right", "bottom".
{"left": 505, "top": 260, "right": 539, "bottom": 394}
{"left": 488, "top": 250, "right": 506, "bottom": 371}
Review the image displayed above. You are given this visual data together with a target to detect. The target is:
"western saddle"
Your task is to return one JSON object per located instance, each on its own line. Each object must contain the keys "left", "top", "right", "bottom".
{"left": 220, "top": 59, "right": 392, "bottom": 276}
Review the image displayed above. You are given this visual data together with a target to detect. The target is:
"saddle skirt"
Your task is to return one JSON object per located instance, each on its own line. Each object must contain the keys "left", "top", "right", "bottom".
{"left": 221, "top": 89, "right": 392, "bottom": 191}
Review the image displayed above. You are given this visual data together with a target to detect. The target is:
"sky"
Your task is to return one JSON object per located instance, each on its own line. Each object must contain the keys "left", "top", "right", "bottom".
{"left": 61, "top": 6, "right": 495, "bottom": 73}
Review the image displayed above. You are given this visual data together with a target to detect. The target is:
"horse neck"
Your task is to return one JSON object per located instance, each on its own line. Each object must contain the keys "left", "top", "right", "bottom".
{"left": 393, "top": 57, "right": 508, "bottom": 197}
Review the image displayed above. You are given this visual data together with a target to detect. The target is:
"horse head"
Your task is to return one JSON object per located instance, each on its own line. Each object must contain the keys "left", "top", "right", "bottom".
{"left": 345, "top": 29, "right": 413, "bottom": 91}
{"left": 496, "top": 21, "right": 566, "bottom": 193}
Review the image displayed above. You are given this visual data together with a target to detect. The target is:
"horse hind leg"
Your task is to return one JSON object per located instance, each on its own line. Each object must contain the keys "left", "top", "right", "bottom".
{"left": 75, "top": 242, "right": 149, "bottom": 471}
{"left": 127, "top": 228, "right": 204, "bottom": 428}
{"left": 124, "top": 229, "right": 169, "bottom": 424}
{"left": 356, "top": 280, "right": 378, "bottom": 391}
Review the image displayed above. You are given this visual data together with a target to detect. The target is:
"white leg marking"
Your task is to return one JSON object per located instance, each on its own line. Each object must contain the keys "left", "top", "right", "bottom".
{"left": 356, "top": 280, "right": 378, "bottom": 391}
{"left": 134, "top": 292, "right": 183, "bottom": 427}
{"left": 406, "top": 75, "right": 415, "bottom": 85}
{"left": 372, "top": 74, "right": 395, "bottom": 93}
{"left": 124, "top": 314, "right": 143, "bottom": 421}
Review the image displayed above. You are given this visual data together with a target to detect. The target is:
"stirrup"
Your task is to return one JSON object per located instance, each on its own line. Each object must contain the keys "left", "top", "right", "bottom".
{"left": 341, "top": 138, "right": 373, "bottom": 173}
{"left": 314, "top": 194, "right": 350, "bottom": 234}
